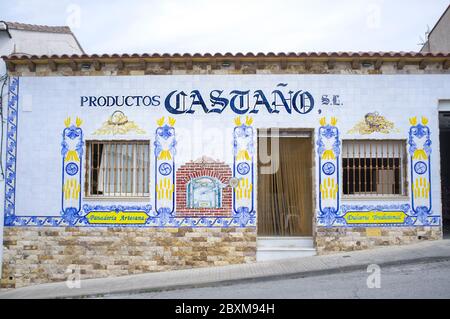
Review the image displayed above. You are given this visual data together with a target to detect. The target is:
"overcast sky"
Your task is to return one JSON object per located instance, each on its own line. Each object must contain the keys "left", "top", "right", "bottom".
{"left": 1, "top": 0, "right": 449, "bottom": 54}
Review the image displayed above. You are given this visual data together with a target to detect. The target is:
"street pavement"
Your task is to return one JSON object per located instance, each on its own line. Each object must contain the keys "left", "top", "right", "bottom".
{"left": 105, "top": 260, "right": 450, "bottom": 299}
{"left": 1, "top": 239, "right": 449, "bottom": 299}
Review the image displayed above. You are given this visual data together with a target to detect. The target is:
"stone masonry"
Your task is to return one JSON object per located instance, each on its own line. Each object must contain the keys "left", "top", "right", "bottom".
{"left": 315, "top": 226, "right": 442, "bottom": 254}
{"left": 1, "top": 227, "right": 256, "bottom": 288}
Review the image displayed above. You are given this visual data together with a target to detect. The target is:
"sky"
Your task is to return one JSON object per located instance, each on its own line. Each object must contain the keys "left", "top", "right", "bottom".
{"left": 1, "top": 0, "right": 449, "bottom": 54}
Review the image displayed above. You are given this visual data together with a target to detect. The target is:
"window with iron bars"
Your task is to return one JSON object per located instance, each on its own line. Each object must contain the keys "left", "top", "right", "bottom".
{"left": 85, "top": 141, "right": 150, "bottom": 198}
{"left": 342, "top": 140, "right": 407, "bottom": 197}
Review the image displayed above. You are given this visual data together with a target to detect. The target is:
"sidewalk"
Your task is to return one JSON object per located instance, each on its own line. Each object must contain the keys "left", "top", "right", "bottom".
{"left": 1, "top": 239, "right": 449, "bottom": 299}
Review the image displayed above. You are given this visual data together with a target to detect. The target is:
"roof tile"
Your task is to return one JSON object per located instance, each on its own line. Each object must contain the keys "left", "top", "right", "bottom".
{"left": 2, "top": 52, "right": 450, "bottom": 62}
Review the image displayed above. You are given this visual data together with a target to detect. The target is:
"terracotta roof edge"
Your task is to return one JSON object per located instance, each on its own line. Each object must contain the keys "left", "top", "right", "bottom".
{"left": 3, "top": 52, "right": 450, "bottom": 61}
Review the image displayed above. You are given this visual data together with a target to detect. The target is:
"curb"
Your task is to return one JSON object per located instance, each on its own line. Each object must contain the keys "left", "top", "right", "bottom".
{"left": 74, "top": 256, "right": 450, "bottom": 299}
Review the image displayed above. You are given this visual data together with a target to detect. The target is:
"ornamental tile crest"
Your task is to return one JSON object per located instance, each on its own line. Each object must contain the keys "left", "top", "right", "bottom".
{"left": 92, "top": 111, "right": 146, "bottom": 135}
{"left": 347, "top": 112, "right": 399, "bottom": 135}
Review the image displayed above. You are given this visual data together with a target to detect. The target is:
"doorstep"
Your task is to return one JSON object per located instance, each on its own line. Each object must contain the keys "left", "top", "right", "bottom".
{"left": 257, "top": 236, "right": 317, "bottom": 261}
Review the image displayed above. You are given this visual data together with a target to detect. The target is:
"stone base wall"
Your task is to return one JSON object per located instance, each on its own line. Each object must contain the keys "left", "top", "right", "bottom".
{"left": 1, "top": 227, "right": 256, "bottom": 288}
{"left": 315, "top": 226, "right": 442, "bottom": 254}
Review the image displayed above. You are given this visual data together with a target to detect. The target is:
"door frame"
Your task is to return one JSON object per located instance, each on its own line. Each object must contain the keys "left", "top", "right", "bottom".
{"left": 255, "top": 128, "right": 316, "bottom": 241}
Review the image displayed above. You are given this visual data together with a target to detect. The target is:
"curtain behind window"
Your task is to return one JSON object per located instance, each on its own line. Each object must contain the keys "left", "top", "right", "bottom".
{"left": 257, "top": 133, "right": 312, "bottom": 236}
{"left": 98, "top": 144, "right": 134, "bottom": 194}
{"left": 96, "top": 143, "right": 149, "bottom": 196}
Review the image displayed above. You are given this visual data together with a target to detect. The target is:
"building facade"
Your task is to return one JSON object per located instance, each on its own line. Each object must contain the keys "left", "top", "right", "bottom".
{"left": 1, "top": 52, "right": 450, "bottom": 288}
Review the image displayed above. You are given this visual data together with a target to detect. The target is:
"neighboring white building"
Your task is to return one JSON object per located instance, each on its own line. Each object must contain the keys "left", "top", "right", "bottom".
{"left": 0, "top": 21, "right": 84, "bottom": 74}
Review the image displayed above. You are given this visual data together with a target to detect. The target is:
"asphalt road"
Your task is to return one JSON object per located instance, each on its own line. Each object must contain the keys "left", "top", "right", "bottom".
{"left": 105, "top": 260, "right": 450, "bottom": 299}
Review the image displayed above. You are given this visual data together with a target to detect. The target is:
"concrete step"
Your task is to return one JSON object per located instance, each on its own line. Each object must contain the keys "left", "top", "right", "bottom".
{"left": 256, "top": 236, "right": 317, "bottom": 261}
{"left": 257, "top": 236, "right": 314, "bottom": 248}
{"left": 256, "top": 249, "right": 317, "bottom": 261}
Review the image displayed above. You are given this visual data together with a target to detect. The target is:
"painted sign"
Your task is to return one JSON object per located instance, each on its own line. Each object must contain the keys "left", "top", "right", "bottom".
{"left": 343, "top": 211, "right": 407, "bottom": 224}
{"left": 80, "top": 83, "right": 316, "bottom": 115}
{"left": 86, "top": 211, "right": 149, "bottom": 224}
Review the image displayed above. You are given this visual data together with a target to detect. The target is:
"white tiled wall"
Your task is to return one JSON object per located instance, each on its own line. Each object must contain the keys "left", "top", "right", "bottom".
{"left": 13, "top": 74, "right": 450, "bottom": 218}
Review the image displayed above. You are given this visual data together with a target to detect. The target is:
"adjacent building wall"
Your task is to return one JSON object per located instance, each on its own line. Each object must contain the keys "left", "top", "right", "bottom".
{"left": 421, "top": 6, "right": 450, "bottom": 53}
{"left": 0, "top": 22, "right": 84, "bottom": 56}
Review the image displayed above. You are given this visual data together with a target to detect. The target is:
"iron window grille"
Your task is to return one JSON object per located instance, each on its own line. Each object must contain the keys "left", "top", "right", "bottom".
{"left": 85, "top": 140, "right": 150, "bottom": 198}
{"left": 342, "top": 140, "right": 407, "bottom": 197}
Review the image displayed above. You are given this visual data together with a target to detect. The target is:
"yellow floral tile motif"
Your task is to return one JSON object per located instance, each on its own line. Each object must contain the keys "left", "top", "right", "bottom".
{"left": 413, "top": 177, "right": 430, "bottom": 199}
{"left": 65, "top": 150, "right": 80, "bottom": 162}
{"left": 330, "top": 117, "right": 337, "bottom": 126}
{"left": 168, "top": 116, "right": 176, "bottom": 127}
{"left": 348, "top": 112, "right": 398, "bottom": 134}
{"left": 319, "top": 117, "right": 326, "bottom": 126}
{"left": 409, "top": 116, "right": 417, "bottom": 126}
{"left": 64, "top": 117, "right": 71, "bottom": 128}
{"left": 320, "top": 177, "right": 338, "bottom": 200}
{"left": 319, "top": 116, "right": 337, "bottom": 127}
{"left": 158, "top": 149, "right": 172, "bottom": 161}
{"left": 157, "top": 116, "right": 165, "bottom": 127}
{"left": 65, "top": 116, "right": 83, "bottom": 128}
{"left": 235, "top": 116, "right": 253, "bottom": 162}
{"left": 156, "top": 116, "right": 176, "bottom": 160}
{"left": 234, "top": 116, "right": 253, "bottom": 127}
{"left": 236, "top": 150, "right": 251, "bottom": 161}
{"left": 156, "top": 178, "right": 174, "bottom": 200}
{"left": 322, "top": 149, "right": 335, "bottom": 160}
{"left": 410, "top": 116, "right": 429, "bottom": 126}
{"left": 413, "top": 149, "right": 428, "bottom": 160}
{"left": 156, "top": 116, "right": 176, "bottom": 127}
{"left": 319, "top": 117, "right": 338, "bottom": 160}
{"left": 235, "top": 178, "right": 252, "bottom": 200}
{"left": 63, "top": 179, "right": 80, "bottom": 200}
{"left": 93, "top": 111, "right": 146, "bottom": 135}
